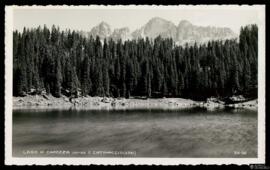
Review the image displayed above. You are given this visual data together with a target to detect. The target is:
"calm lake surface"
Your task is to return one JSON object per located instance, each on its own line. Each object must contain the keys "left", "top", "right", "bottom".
{"left": 13, "top": 108, "right": 257, "bottom": 157}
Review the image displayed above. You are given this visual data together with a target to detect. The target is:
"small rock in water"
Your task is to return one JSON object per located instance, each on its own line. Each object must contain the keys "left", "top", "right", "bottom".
{"left": 111, "top": 102, "right": 116, "bottom": 107}
{"left": 101, "top": 97, "right": 111, "bottom": 103}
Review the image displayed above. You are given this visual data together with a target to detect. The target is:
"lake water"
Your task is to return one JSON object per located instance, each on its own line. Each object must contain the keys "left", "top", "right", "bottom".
{"left": 13, "top": 108, "right": 257, "bottom": 158}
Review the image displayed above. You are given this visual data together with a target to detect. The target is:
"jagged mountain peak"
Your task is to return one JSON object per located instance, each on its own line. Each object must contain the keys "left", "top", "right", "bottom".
{"left": 146, "top": 17, "right": 175, "bottom": 27}
{"left": 132, "top": 17, "right": 177, "bottom": 40}
{"left": 111, "top": 27, "right": 131, "bottom": 41}
{"left": 98, "top": 21, "right": 110, "bottom": 28}
{"left": 89, "top": 21, "right": 112, "bottom": 39}
{"left": 148, "top": 17, "right": 170, "bottom": 23}
{"left": 178, "top": 20, "right": 193, "bottom": 27}
{"left": 88, "top": 18, "right": 237, "bottom": 45}
{"left": 176, "top": 20, "right": 237, "bottom": 45}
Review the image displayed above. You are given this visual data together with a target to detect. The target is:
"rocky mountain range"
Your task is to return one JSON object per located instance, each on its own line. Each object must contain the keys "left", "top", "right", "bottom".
{"left": 86, "top": 17, "right": 237, "bottom": 45}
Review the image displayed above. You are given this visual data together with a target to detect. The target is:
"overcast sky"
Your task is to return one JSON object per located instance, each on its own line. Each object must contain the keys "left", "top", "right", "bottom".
{"left": 12, "top": 6, "right": 262, "bottom": 34}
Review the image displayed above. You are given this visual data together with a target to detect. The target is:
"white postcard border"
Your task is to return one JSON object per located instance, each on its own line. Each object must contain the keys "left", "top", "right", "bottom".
{"left": 5, "top": 5, "right": 266, "bottom": 165}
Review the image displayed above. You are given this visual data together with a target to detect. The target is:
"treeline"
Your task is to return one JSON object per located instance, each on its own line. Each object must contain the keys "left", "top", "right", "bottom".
{"left": 13, "top": 24, "right": 258, "bottom": 100}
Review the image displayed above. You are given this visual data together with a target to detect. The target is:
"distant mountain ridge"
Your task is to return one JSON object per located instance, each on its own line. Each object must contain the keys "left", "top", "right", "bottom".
{"left": 87, "top": 17, "right": 237, "bottom": 45}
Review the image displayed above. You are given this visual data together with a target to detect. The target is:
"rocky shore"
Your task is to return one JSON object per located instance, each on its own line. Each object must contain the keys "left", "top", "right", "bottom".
{"left": 13, "top": 94, "right": 258, "bottom": 111}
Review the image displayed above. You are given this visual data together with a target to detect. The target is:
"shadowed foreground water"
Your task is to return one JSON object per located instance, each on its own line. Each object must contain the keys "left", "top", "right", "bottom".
{"left": 13, "top": 108, "right": 257, "bottom": 157}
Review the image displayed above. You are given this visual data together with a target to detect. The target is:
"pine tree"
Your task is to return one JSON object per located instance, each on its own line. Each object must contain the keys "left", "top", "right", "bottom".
{"left": 12, "top": 24, "right": 258, "bottom": 100}
{"left": 81, "top": 56, "right": 92, "bottom": 96}
{"left": 54, "top": 56, "right": 62, "bottom": 97}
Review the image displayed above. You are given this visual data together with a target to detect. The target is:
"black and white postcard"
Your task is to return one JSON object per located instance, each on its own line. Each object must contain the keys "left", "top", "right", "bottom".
{"left": 4, "top": 5, "right": 266, "bottom": 165}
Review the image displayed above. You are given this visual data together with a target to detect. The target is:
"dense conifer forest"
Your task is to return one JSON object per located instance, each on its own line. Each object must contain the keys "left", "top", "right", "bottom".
{"left": 13, "top": 24, "right": 258, "bottom": 100}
